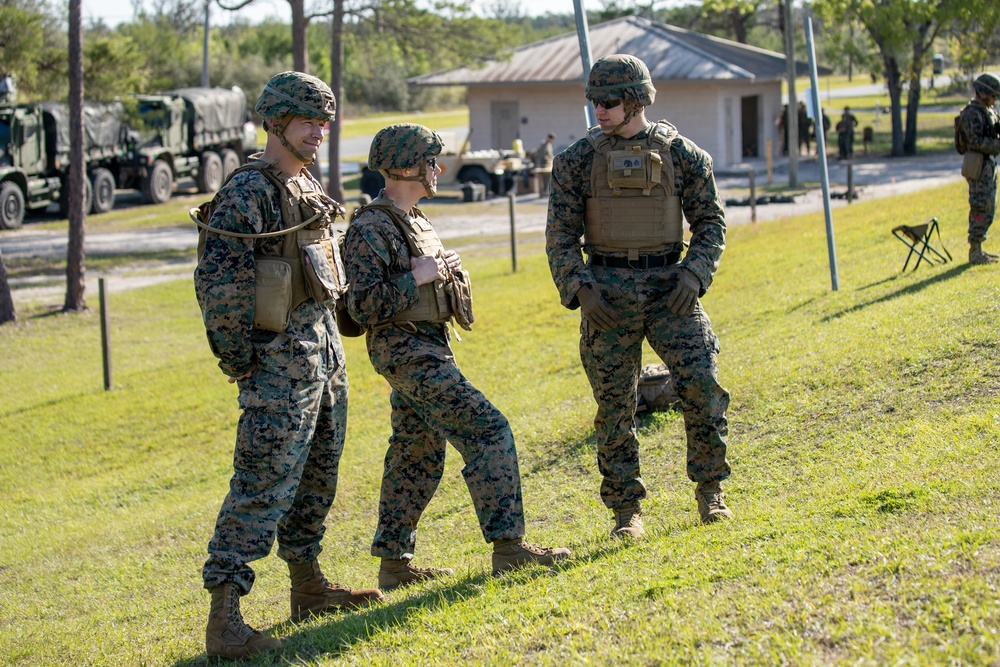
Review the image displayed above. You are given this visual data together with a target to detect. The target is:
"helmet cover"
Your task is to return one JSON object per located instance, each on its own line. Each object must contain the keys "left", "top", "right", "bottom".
{"left": 255, "top": 71, "right": 336, "bottom": 122}
{"left": 368, "top": 123, "right": 444, "bottom": 171}
{"left": 586, "top": 54, "right": 656, "bottom": 107}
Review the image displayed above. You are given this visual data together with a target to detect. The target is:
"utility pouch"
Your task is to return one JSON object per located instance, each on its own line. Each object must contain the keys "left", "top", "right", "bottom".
{"left": 962, "top": 151, "right": 984, "bottom": 180}
{"left": 254, "top": 258, "right": 293, "bottom": 332}
{"left": 445, "top": 268, "right": 474, "bottom": 331}
{"left": 301, "top": 240, "right": 340, "bottom": 304}
{"left": 606, "top": 147, "right": 662, "bottom": 194}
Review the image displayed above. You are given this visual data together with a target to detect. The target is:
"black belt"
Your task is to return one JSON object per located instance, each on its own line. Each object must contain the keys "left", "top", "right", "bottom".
{"left": 589, "top": 252, "right": 680, "bottom": 270}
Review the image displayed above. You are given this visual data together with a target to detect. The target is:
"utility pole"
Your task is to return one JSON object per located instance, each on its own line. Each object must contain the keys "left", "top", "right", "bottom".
{"left": 783, "top": 0, "right": 798, "bottom": 188}
{"left": 201, "top": 0, "right": 210, "bottom": 87}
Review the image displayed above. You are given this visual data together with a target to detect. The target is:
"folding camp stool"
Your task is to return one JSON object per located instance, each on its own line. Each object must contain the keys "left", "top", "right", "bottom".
{"left": 891, "top": 217, "right": 952, "bottom": 271}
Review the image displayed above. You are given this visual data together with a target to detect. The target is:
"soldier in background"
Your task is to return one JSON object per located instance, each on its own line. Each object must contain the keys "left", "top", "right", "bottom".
{"left": 194, "top": 71, "right": 383, "bottom": 661}
{"left": 545, "top": 55, "right": 733, "bottom": 540}
{"left": 342, "top": 123, "right": 570, "bottom": 588}
{"left": 536, "top": 132, "right": 556, "bottom": 169}
{"left": 836, "top": 106, "right": 858, "bottom": 160}
{"left": 957, "top": 73, "right": 1000, "bottom": 265}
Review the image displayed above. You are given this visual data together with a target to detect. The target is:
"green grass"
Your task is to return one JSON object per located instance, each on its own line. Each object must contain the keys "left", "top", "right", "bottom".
{"left": 2, "top": 180, "right": 999, "bottom": 665}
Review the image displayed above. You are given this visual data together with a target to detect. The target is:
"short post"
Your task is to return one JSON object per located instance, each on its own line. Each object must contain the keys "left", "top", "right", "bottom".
{"left": 508, "top": 192, "right": 518, "bottom": 273}
{"left": 749, "top": 170, "right": 757, "bottom": 223}
{"left": 99, "top": 277, "right": 112, "bottom": 391}
{"left": 846, "top": 163, "right": 854, "bottom": 203}
{"left": 765, "top": 138, "right": 773, "bottom": 185}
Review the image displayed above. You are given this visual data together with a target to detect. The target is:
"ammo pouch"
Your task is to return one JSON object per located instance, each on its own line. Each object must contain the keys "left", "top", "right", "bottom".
{"left": 445, "top": 268, "right": 474, "bottom": 331}
{"left": 253, "top": 258, "right": 294, "bottom": 332}
{"left": 962, "top": 151, "right": 984, "bottom": 180}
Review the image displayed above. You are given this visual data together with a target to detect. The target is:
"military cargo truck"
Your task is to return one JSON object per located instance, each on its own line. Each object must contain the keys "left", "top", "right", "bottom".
{"left": 0, "top": 101, "right": 126, "bottom": 229}
{"left": 0, "top": 84, "right": 256, "bottom": 230}
{"left": 119, "top": 86, "right": 256, "bottom": 204}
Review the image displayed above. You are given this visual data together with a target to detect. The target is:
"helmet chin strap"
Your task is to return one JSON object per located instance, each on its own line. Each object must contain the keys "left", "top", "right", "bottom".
{"left": 381, "top": 165, "right": 437, "bottom": 198}
{"left": 606, "top": 100, "right": 642, "bottom": 136}
{"left": 267, "top": 118, "right": 316, "bottom": 166}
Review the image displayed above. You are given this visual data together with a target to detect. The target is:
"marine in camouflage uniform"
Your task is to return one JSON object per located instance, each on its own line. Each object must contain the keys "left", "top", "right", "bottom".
{"left": 194, "top": 71, "right": 382, "bottom": 661}
{"left": 958, "top": 73, "right": 1000, "bottom": 264}
{"left": 545, "top": 54, "right": 732, "bottom": 539}
{"left": 343, "top": 123, "right": 570, "bottom": 587}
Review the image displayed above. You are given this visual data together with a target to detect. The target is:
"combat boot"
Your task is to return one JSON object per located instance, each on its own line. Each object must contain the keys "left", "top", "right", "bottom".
{"left": 288, "top": 560, "right": 384, "bottom": 622}
{"left": 492, "top": 539, "right": 571, "bottom": 575}
{"left": 609, "top": 502, "right": 644, "bottom": 539}
{"left": 969, "top": 242, "right": 998, "bottom": 265}
{"left": 206, "top": 583, "right": 281, "bottom": 661}
{"left": 378, "top": 558, "right": 454, "bottom": 590}
{"left": 696, "top": 481, "right": 734, "bottom": 524}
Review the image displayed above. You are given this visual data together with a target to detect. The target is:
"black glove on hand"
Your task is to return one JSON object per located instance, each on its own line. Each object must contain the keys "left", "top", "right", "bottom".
{"left": 577, "top": 283, "right": 620, "bottom": 331}
{"left": 665, "top": 267, "right": 701, "bottom": 317}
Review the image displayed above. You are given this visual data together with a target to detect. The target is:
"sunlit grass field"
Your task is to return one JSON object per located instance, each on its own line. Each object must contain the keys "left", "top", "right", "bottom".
{"left": 1, "top": 179, "right": 998, "bottom": 665}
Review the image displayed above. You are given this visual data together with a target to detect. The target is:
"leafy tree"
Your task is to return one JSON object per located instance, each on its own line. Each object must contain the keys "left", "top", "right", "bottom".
{"left": 814, "top": 0, "right": 968, "bottom": 156}
{"left": 0, "top": 0, "right": 66, "bottom": 101}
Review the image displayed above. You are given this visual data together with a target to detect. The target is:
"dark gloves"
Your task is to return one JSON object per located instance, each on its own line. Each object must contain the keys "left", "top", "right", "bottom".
{"left": 577, "top": 283, "right": 620, "bottom": 331}
{"left": 665, "top": 267, "right": 701, "bottom": 317}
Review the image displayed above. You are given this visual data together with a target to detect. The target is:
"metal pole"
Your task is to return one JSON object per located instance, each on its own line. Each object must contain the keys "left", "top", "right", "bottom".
{"left": 783, "top": 0, "right": 798, "bottom": 187}
{"left": 847, "top": 163, "right": 854, "bottom": 203}
{"left": 508, "top": 192, "right": 518, "bottom": 272}
{"left": 201, "top": 0, "right": 210, "bottom": 88}
{"left": 99, "top": 277, "right": 113, "bottom": 390}
{"left": 805, "top": 17, "right": 838, "bottom": 291}
{"left": 573, "top": 0, "right": 598, "bottom": 128}
{"left": 749, "top": 170, "right": 757, "bottom": 223}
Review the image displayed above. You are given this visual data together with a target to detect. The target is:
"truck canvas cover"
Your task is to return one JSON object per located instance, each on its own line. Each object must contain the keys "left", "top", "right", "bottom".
{"left": 169, "top": 87, "right": 247, "bottom": 136}
{"left": 41, "top": 102, "right": 126, "bottom": 158}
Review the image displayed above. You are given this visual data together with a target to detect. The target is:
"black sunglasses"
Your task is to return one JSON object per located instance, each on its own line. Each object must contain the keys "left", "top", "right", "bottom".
{"left": 427, "top": 157, "right": 437, "bottom": 168}
{"left": 594, "top": 99, "right": 623, "bottom": 110}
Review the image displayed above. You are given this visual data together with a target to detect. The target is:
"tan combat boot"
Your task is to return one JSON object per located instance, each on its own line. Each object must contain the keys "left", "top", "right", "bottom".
{"left": 610, "top": 502, "right": 644, "bottom": 539}
{"left": 378, "top": 558, "right": 454, "bottom": 590}
{"left": 492, "top": 539, "right": 571, "bottom": 575}
{"left": 696, "top": 481, "right": 734, "bottom": 524}
{"left": 288, "top": 561, "right": 384, "bottom": 622}
{"left": 969, "top": 242, "right": 999, "bottom": 265}
{"left": 206, "top": 583, "right": 282, "bottom": 661}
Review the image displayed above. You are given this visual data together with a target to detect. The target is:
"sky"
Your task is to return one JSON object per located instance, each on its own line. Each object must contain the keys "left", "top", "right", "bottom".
{"left": 84, "top": 0, "right": 602, "bottom": 28}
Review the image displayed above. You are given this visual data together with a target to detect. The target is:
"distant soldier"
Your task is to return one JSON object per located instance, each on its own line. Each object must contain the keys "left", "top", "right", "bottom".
{"left": 836, "top": 106, "right": 858, "bottom": 160}
{"left": 194, "top": 71, "right": 382, "bottom": 661}
{"left": 545, "top": 54, "right": 733, "bottom": 539}
{"left": 957, "top": 73, "right": 1000, "bottom": 264}
{"left": 797, "top": 101, "right": 812, "bottom": 156}
{"left": 342, "top": 123, "right": 571, "bottom": 587}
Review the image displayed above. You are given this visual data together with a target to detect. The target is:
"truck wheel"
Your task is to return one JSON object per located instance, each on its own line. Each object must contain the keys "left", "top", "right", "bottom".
{"left": 196, "top": 151, "right": 223, "bottom": 193}
{"left": 141, "top": 160, "right": 173, "bottom": 204}
{"left": 90, "top": 168, "right": 116, "bottom": 214}
{"left": 220, "top": 149, "right": 240, "bottom": 181}
{"left": 0, "top": 182, "right": 25, "bottom": 230}
{"left": 59, "top": 176, "right": 92, "bottom": 218}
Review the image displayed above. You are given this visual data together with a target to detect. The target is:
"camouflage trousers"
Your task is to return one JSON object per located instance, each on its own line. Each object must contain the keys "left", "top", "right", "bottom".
{"left": 582, "top": 264, "right": 731, "bottom": 509}
{"left": 967, "top": 157, "right": 998, "bottom": 244}
{"left": 372, "top": 355, "right": 525, "bottom": 559}
{"left": 202, "top": 365, "right": 348, "bottom": 594}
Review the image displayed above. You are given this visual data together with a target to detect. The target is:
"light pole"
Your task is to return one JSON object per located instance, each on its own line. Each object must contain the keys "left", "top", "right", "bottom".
{"left": 202, "top": 0, "right": 211, "bottom": 87}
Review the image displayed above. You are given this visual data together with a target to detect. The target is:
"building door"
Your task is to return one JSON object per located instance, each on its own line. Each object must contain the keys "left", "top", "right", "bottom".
{"left": 491, "top": 101, "right": 519, "bottom": 150}
{"left": 741, "top": 95, "right": 759, "bottom": 158}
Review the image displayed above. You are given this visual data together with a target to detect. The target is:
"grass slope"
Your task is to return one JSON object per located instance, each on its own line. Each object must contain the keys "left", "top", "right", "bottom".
{"left": 1, "top": 180, "right": 998, "bottom": 666}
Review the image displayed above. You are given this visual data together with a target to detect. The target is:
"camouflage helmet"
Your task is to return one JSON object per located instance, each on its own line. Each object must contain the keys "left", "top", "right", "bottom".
{"left": 973, "top": 73, "right": 1000, "bottom": 97}
{"left": 586, "top": 54, "right": 656, "bottom": 107}
{"left": 368, "top": 123, "right": 444, "bottom": 171}
{"left": 255, "top": 71, "right": 336, "bottom": 122}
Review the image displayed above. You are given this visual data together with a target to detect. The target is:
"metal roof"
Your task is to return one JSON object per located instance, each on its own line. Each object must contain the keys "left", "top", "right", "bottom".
{"left": 410, "top": 15, "right": 818, "bottom": 87}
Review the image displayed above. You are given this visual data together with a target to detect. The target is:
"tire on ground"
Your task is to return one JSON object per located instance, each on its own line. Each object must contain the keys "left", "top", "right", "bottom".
{"left": 220, "top": 148, "right": 240, "bottom": 181}
{"left": 141, "top": 160, "right": 173, "bottom": 204}
{"left": 196, "top": 151, "right": 224, "bottom": 193}
{"left": 89, "top": 168, "right": 116, "bottom": 214}
{"left": 0, "top": 181, "right": 25, "bottom": 230}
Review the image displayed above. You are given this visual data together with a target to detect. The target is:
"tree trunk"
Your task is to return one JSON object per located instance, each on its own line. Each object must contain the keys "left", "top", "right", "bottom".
{"left": 884, "top": 57, "right": 905, "bottom": 157}
{"left": 729, "top": 8, "right": 748, "bottom": 44}
{"left": 327, "top": 0, "right": 345, "bottom": 203}
{"left": 64, "top": 0, "right": 87, "bottom": 313}
{"left": 0, "top": 248, "right": 16, "bottom": 325}
{"left": 290, "top": 0, "right": 308, "bottom": 72}
{"left": 904, "top": 75, "right": 921, "bottom": 155}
